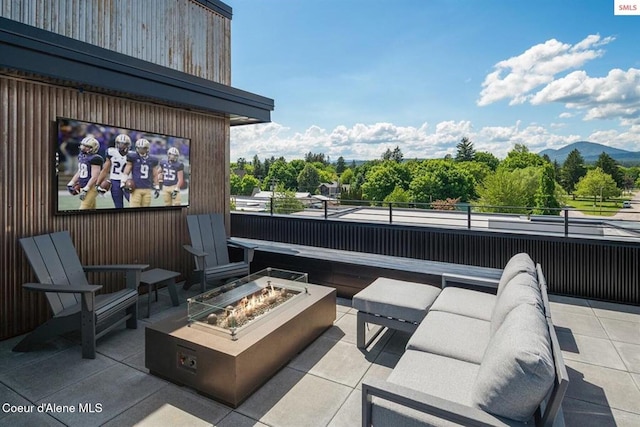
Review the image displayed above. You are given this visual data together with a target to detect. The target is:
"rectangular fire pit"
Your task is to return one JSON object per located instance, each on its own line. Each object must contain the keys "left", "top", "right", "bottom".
{"left": 145, "top": 268, "right": 336, "bottom": 407}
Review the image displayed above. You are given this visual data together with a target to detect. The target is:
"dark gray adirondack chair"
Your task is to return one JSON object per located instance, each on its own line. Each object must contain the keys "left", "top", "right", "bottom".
{"left": 183, "top": 213, "right": 256, "bottom": 293}
{"left": 14, "top": 231, "right": 148, "bottom": 359}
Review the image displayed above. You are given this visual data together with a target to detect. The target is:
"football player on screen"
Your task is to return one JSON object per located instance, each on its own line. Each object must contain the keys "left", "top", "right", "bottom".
{"left": 122, "top": 138, "right": 160, "bottom": 208}
{"left": 96, "top": 133, "right": 132, "bottom": 208}
{"left": 159, "top": 147, "right": 185, "bottom": 206}
{"left": 66, "top": 136, "right": 104, "bottom": 210}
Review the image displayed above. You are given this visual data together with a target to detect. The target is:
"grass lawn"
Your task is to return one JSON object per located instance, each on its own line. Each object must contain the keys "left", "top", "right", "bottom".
{"left": 565, "top": 197, "right": 626, "bottom": 217}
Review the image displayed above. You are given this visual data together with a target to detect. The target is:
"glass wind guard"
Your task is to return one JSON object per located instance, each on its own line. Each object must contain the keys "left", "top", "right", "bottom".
{"left": 187, "top": 268, "right": 309, "bottom": 340}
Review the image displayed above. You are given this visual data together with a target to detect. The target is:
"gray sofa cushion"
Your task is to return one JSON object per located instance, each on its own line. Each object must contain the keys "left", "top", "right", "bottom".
{"left": 472, "top": 304, "right": 554, "bottom": 422}
{"left": 497, "top": 253, "right": 537, "bottom": 298}
{"left": 429, "top": 286, "right": 496, "bottom": 321}
{"left": 352, "top": 277, "right": 441, "bottom": 323}
{"left": 406, "top": 311, "right": 490, "bottom": 364}
{"left": 490, "top": 272, "right": 542, "bottom": 335}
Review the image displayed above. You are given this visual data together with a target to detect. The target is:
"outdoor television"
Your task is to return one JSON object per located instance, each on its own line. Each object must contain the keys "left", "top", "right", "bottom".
{"left": 55, "top": 117, "right": 191, "bottom": 214}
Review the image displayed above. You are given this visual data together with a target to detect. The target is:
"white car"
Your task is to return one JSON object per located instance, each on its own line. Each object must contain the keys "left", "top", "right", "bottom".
{"left": 622, "top": 201, "right": 632, "bottom": 208}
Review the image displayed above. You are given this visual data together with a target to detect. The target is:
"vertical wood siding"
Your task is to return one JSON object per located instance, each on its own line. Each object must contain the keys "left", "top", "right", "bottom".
{"left": 0, "top": 0, "right": 230, "bottom": 84}
{"left": 231, "top": 214, "right": 640, "bottom": 306}
{"left": 0, "top": 76, "right": 230, "bottom": 339}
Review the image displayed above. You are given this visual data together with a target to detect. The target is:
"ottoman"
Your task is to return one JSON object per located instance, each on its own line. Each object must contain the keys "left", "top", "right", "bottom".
{"left": 352, "top": 277, "right": 441, "bottom": 348}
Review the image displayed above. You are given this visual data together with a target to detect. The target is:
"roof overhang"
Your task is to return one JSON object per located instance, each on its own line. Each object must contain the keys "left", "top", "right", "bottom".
{"left": 0, "top": 17, "right": 273, "bottom": 126}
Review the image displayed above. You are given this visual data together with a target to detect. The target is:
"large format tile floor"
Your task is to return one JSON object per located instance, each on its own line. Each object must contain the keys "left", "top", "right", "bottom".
{"left": 0, "top": 286, "right": 639, "bottom": 427}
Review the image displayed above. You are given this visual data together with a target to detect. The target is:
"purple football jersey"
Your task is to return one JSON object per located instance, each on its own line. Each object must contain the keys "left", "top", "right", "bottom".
{"left": 77, "top": 153, "right": 104, "bottom": 187}
{"left": 159, "top": 160, "right": 185, "bottom": 186}
{"left": 126, "top": 152, "right": 159, "bottom": 189}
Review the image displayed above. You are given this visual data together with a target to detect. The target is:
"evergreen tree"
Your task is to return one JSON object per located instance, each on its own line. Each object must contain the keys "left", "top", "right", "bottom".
{"left": 595, "top": 152, "right": 623, "bottom": 188}
{"left": 336, "top": 156, "right": 346, "bottom": 174}
{"left": 252, "top": 155, "right": 264, "bottom": 179}
{"left": 382, "top": 146, "right": 403, "bottom": 162}
{"left": 297, "top": 164, "right": 321, "bottom": 193}
{"left": 560, "top": 149, "right": 586, "bottom": 195}
{"left": 455, "top": 137, "right": 475, "bottom": 162}
{"left": 534, "top": 163, "right": 561, "bottom": 215}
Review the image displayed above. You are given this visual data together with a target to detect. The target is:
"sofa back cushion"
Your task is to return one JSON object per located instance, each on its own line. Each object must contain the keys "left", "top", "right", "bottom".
{"left": 472, "top": 303, "right": 554, "bottom": 422}
{"left": 497, "top": 253, "right": 537, "bottom": 298}
{"left": 490, "top": 272, "right": 542, "bottom": 335}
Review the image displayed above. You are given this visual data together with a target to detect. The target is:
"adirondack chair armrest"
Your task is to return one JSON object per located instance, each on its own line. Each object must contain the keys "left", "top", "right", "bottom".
{"left": 227, "top": 238, "right": 256, "bottom": 263}
{"left": 362, "top": 378, "right": 510, "bottom": 427}
{"left": 83, "top": 264, "right": 149, "bottom": 290}
{"left": 440, "top": 272, "right": 500, "bottom": 290}
{"left": 23, "top": 283, "right": 103, "bottom": 294}
{"left": 183, "top": 244, "right": 207, "bottom": 258}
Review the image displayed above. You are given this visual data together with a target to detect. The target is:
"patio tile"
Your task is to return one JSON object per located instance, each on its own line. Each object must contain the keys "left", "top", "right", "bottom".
{"left": 565, "top": 359, "right": 640, "bottom": 414}
{"left": 613, "top": 341, "right": 640, "bottom": 374}
{"left": 562, "top": 397, "right": 640, "bottom": 427}
{"left": 600, "top": 318, "right": 640, "bottom": 345}
{"left": 0, "top": 410, "right": 65, "bottom": 426}
{"left": 0, "top": 335, "right": 75, "bottom": 375}
{"left": 632, "top": 373, "right": 640, "bottom": 390}
{"left": 357, "top": 350, "right": 402, "bottom": 390}
{"left": 122, "top": 349, "right": 147, "bottom": 373}
{"left": 327, "top": 388, "right": 361, "bottom": 427}
{"left": 380, "top": 330, "right": 411, "bottom": 355}
{"left": 323, "top": 312, "right": 357, "bottom": 344}
{"left": 551, "top": 310, "right": 607, "bottom": 339}
{"left": 288, "top": 336, "right": 379, "bottom": 387}
{"left": 0, "top": 347, "right": 116, "bottom": 401}
{"left": 237, "top": 366, "right": 351, "bottom": 427}
{"left": 39, "top": 362, "right": 167, "bottom": 426}
{"left": 95, "top": 325, "right": 147, "bottom": 361}
{"left": 589, "top": 300, "right": 640, "bottom": 323}
{"left": 102, "top": 382, "right": 231, "bottom": 427}
{"left": 0, "top": 382, "right": 35, "bottom": 422}
{"left": 557, "top": 330, "right": 627, "bottom": 370}
{"left": 217, "top": 411, "right": 268, "bottom": 427}
{"left": 548, "top": 295, "right": 593, "bottom": 317}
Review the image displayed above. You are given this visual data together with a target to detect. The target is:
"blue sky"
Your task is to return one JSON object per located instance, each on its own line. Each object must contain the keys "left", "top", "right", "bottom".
{"left": 227, "top": 0, "right": 640, "bottom": 161}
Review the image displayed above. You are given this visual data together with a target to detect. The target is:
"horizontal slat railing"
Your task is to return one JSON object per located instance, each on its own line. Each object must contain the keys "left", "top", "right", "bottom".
{"left": 230, "top": 213, "right": 640, "bottom": 306}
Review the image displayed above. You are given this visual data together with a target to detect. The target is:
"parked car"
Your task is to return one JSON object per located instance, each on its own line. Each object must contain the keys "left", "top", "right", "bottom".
{"left": 623, "top": 201, "right": 632, "bottom": 208}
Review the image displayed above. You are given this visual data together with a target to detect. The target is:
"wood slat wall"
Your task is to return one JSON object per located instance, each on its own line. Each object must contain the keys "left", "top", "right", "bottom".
{"left": 0, "top": 76, "right": 231, "bottom": 339}
{"left": 0, "top": 0, "right": 230, "bottom": 84}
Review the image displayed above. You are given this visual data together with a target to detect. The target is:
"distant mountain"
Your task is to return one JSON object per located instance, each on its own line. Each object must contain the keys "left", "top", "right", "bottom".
{"left": 539, "top": 141, "right": 640, "bottom": 164}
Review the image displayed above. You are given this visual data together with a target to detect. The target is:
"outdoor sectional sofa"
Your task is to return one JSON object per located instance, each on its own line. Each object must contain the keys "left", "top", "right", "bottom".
{"left": 355, "top": 253, "right": 568, "bottom": 427}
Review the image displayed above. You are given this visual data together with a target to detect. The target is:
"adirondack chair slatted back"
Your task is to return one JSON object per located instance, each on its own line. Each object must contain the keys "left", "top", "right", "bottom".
{"left": 187, "top": 214, "right": 230, "bottom": 271}
{"left": 19, "top": 232, "right": 88, "bottom": 315}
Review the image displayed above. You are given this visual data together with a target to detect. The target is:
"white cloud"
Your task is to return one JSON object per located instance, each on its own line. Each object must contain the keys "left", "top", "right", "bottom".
{"left": 231, "top": 120, "right": 584, "bottom": 161}
{"left": 477, "top": 34, "right": 613, "bottom": 106}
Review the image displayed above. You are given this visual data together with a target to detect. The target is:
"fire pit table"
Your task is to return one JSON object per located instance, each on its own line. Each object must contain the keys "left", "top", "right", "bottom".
{"left": 145, "top": 268, "right": 336, "bottom": 407}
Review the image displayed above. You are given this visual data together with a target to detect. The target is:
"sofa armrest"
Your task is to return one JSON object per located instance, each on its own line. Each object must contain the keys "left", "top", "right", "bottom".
{"left": 227, "top": 238, "right": 256, "bottom": 263}
{"left": 362, "top": 378, "right": 513, "bottom": 427}
{"left": 441, "top": 273, "right": 500, "bottom": 290}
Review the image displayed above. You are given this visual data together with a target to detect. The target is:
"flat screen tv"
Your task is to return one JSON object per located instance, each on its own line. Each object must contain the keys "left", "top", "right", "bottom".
{"left": 55, "top": 117, "right": 191, "bottom": 214}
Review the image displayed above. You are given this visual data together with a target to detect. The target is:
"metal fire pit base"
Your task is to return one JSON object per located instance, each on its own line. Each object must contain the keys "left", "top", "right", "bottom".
{"left": 145, "top": 283, "right": 336, "bottom": 407}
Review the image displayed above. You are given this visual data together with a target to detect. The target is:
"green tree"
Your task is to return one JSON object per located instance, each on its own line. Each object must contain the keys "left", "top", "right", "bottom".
{"left": 474, "top": 151, "right": 500, "bottom": 171}
{"left": 239, "top": 175, "right": 260, "bottom": 195}
{"left": 340, "top": 168, "right": 354, "bottom": 184}
{"left": 268, "top": 184, "right": 305, "bottom": 214}
{"left": 382, "top": 146, "right": 403, "bottom": 162}
{"left": 560, "top": 149, "right": 586, "bottom": 195}
{"left": 383, "top": 186, "right": 411, "bottom": 205}
{"left": 361, "top": 162, "right": 411, "bottom": 202}
{"left": 534, "top": 163, "right": 561, "bottom": 215}
{"left": 595, "top": 152, "right": 624, "bottom": 188}
{"left": 477, "top": 167, "right": 541, "bottom": 214}
{"left": 252, "top": 155, "right": 264, "bottom": 179}
{"left": 501, "top": 144, "right": 545, "bottom": 171}
{"left": 455, "top": 137, "right": 475, "bottom": 162}
{"left": 575, "top": 167, "right": 621, "bottom": 203}
{"left": 335, "top": 156, "right": 346, "bottom": 174}
{"left": 409, "top": 160, "right": 476, "bottom": 203}
{"left": 297, "top": 164, "right": 321, "bottom": 193}
{"left": 230, "top": 171, "right": 242, "bottom": 195}
{"left": 262, "top": 159, "right": 298, "bottom": 190}
{"left": 456, "top": 161, "right": 491, "bottom": 187}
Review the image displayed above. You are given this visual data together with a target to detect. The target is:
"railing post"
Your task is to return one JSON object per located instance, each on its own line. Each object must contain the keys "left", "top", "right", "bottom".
{"left": 467, "top": 205, "right": 471, "bottom": 229}
{"left": 564, "top": 208, "right": 569, "bottom": 237}
{"left": 389, "top": 203, "right": 393, "bottom": 224}
{"left": 270, "top": 197, "right": 274, "bottom": 216}
{"left": 324, "top": 200, "right": 328, "bottom": 219}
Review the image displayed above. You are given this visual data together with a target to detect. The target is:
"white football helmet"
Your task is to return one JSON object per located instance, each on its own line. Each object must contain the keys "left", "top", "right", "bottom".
{"left": 80, "top": 136, "right": 100, "bottom": 154}
{"left": 135, "top": 138, "right": 150, "bottom": 157}
{"left": 115, "top": 134, "right": 131, "bottom": 153}
{"left": 167, "top": 147, "right": 180, "bottom": 162}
